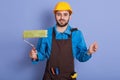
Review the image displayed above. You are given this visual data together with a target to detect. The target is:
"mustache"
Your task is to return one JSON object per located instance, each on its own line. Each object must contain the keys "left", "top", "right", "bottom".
{"left": 59, "top": 19, "right": 65, "bottom": 21}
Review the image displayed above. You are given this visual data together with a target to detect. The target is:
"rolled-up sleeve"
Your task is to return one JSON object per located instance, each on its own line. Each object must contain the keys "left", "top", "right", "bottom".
{"left": 32, "top": 38, "right": 47, "bottom": 64}
{"left": 75, "top": 31, "right": 92, "bottom": 62}
{"left": 37, "top": 38, "right": 47, "bottom": 60}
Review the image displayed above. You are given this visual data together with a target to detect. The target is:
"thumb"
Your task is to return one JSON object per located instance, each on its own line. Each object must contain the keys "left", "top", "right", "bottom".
{"left": 32, "top": 47, "right": 36, "bottom": 51}
{"left": 31, "top": 47, "right": 37, "bottom": 54}
{"left": 94, "top": 42, "right": 98, "bottom": 49}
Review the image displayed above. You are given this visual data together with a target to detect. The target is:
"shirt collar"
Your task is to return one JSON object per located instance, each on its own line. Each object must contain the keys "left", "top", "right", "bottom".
{"left": 53, "top": 24, "right": 72, "bottom": 36}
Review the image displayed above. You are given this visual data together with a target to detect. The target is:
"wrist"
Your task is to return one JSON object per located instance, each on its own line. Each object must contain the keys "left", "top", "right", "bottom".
{"left": 87, "top": 49, "right": 92, "bottom": 55}
{"left": 32, "top": 54, "right": 38, "bottom": 61}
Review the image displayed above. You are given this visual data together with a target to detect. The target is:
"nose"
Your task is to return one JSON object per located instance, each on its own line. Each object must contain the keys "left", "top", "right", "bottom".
{"left": 60, "top": 14, "right": 64, "bottom": 19}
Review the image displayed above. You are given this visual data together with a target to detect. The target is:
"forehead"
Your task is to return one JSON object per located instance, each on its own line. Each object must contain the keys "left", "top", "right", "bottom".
{"left": 55, "top": 10, "right": 69, "bottom": 14}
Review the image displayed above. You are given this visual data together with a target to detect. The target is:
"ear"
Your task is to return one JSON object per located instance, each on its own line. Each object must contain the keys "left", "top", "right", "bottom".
{"left": 69, "top": 15, "right": 71, "bottom": 20}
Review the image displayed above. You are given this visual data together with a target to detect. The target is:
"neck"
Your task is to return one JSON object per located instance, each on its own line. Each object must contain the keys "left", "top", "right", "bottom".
{"left": 57, "top": 25, "right": 68, "bottom": 33}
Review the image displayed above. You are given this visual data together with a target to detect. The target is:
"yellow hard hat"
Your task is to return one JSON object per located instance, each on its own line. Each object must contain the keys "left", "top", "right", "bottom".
{"left": 53, "top": 1, "right": 72, "bottom": 14}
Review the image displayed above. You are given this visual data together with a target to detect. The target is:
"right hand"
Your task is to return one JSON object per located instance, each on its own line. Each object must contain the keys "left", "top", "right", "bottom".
{"left": 29, "top": 47, "right": 38, "bottom": 60}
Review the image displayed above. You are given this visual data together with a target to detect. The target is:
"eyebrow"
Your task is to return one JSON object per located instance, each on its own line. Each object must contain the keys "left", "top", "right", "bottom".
{"left": 56, "top": 12, "right": 69, "bottom": 14}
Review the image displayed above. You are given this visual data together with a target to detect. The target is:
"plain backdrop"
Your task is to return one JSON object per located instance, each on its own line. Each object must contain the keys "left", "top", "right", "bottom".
{"left": 0, "top": 0, "right": 120, "bottom": 80}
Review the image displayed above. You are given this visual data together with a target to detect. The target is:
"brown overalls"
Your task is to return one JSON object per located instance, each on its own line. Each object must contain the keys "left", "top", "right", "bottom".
{"left": 43, "top": 28, "right": 77, "bottom": 80}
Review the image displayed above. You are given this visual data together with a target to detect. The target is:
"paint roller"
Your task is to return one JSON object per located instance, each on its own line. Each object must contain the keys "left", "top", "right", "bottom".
{"left": 23, "top": 30, "right": 47, "bottom": 48}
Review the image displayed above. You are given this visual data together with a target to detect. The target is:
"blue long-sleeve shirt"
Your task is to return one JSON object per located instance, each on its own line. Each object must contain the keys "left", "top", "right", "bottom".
{"left": 36, "top": 25, "right": 91, "bottom": 62}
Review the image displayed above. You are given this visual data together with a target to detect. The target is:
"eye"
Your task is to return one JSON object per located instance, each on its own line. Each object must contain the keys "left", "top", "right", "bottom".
{"left": 56, "top": 13, "right": 61, "bottom": 16}
{"left": 64, "top": 13, "right": 68, "bottom": 16}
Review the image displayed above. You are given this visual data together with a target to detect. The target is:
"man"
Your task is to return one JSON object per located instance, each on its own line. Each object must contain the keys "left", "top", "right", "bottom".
{"left": 29, "top": 1, "right": 98, "bottom": 80}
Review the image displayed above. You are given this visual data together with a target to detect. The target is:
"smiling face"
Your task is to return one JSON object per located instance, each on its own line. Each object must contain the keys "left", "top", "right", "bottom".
{"left": 55, "top": 10, "right": 71, "bottom": 27}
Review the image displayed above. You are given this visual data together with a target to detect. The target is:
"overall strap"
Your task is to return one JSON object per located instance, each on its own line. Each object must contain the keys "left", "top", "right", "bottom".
{"left": 71, "top": 28, "right": 78, "bottom": 32}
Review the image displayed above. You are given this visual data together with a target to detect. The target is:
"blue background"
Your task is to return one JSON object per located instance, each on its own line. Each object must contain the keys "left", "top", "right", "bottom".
{"left": 0, "top": 0, "right": 120, "bottom": 80}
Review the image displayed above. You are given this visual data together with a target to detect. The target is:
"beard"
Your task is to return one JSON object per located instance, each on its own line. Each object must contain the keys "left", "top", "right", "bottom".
{"left": 56, "top": 18, "right": 70, "bottom": 27}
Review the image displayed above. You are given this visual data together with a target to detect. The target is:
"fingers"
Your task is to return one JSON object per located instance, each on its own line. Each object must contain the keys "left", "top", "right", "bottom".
{"left": 32, "top": 47, "right": 36, "bottom": 51}
{"left": 31, "top": 49, "right": 36, "bottom": 54}
{"left": 31, "top": 47, "right": 37, "bottom": 53}
{"left": 29, "top": 48, "right": 37, "bottom": 59}
{"left": 94, "top": 48, "right": 97, "bottom": 52}
{"left": 88, "top": 41, "right": 98, "bottom": 54}
{"left": 94, "top": 42, "right": 98, "bottom": 49}
{"left": 93, "top": 42, "right": 98, "bottom": 52}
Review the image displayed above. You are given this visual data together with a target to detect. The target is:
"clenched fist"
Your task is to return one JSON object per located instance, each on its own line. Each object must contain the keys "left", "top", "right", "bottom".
{"left": 29, "top": 47, "right": 38, "bottom": 60}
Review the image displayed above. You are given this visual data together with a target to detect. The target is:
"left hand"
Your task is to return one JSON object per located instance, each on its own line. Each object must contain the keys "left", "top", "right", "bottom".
{"left": 88, "top": 42, "right": 98, "bottom": 54}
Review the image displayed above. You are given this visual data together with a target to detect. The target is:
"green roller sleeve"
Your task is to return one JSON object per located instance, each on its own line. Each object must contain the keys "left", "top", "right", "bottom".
{"left": 23, "top": 30, "right": 47, "bottom": 38}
